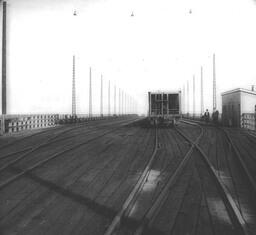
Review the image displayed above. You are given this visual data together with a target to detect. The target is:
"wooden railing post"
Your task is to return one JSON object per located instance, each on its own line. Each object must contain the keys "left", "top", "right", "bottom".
{"left": 0, "top": 115, "right": 5, "bottom": 134}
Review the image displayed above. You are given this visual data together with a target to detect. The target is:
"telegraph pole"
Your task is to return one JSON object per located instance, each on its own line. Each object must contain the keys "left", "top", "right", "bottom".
{"left": 124, "top": 93, "right": 126, "bottom": 115}
{"left": 2, "top": 1, "right": 7, "bottom": 115}
{"left": 127, "top": 94, "right": 129, "bottom": 114}
{"left": 213, "top": 53, "right": 216, "bottom": 110}
{"left": 183, "top": 84, "right": 185, "bottom": 114}
{"left": 122, "top": 90, "right": 124, "bottom": 115}
{"left": 100, "top": 74, "right": 103, "bottom": 116}
{"left": 89, "top": 67, "right": 92, "bottom": 117}
{"left": 187, "top": 80, "right": 189, "bottom": 115}
{"left": 72, "top": 55, "right": 76, "bottom": 116}
{"left": 201, "top": 66, "right": 204, "bottom": 115}
{"left": 72, "top": 9, "right": 77, "bottom": 117}
{"left": 119, "top": 88, "right": 121, "bottom": 115}
{"left": 114, "top": 85, "right": 116, "bottom": 115}
{"left": 108, "top": 80, "right": 110, "bottom": 116}
{"left": 130, "top": 95, "right": 131, "bottom": 114}
{"left": 193, "top": 75, "right": 195, "bottom": 117}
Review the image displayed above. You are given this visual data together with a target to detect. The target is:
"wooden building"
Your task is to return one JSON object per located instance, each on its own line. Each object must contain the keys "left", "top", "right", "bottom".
{"left": 222, "top": 87, "right": 256, "bottom": 129}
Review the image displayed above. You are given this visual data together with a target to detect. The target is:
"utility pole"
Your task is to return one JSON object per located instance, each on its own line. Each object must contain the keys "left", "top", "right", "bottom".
{"left": 193, "top": 75, "right": 195, "bottom": 117}
{"left": 128, "top": 96, "right": 131, "bottom": 114}
{"left": 124, "top": 93, "right": 126, "bottom": 115}
{"left": 127, "top": 95, "right": 129, "bottom": 114}
{"left": 89, "top": 67, "right": 92, "bottom": 117}
{"left": 132, "top": 98, "right": 134, "bottom": 114}
{"left": 213, "top": 53, "right": 216, "bottom": 110}
{"left": 71, "top": 9, "right": 77, "bottom": 117}
{"left": 128, "top": 95, "right": 131, "bottom": 114}
{"left": 108, "top": 80, "right": 110, "bottom": 116}
{"left": 183, "top": 84, "right": 185, "bottom": 114}
{"left": 201, "top": 66, "right": 204, "bottom": 115}
{"left": 119, "top": 88, "right": 121, "bottom": 115}
{"left": 187, "top": 80, "right": 189, "bottom": 115}
{"left": 100, "top": 75, "right": 103, "bottom": 116}
{"left": 114, "top": 84, "right": 116, "bottom": 115}
{"left": 133, "top": 98, "right": 135, "bottom": 114}
{"left": 122, "top": 90, "right": 124, "bottom": 115}
{"left": 2, "top": 1, "right": 7, "bottom": 115}
{"left": 72, "top": 55, "right": 76, "bottom": 116}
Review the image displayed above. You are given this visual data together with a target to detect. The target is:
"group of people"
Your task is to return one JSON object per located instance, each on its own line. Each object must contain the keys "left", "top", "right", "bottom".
{"left": 202, "top": 108, "right": 219, "bottom": 124}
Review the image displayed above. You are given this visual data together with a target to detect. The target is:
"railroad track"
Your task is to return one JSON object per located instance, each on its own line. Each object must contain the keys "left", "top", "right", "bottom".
{"left": 68, "top": 125, "right": 156, "bottom": 234}
{"left": 177, "top": 120, "right": 256, "bottom": 234}
{"left": 128, "top": 124, "right": 203, "bottom": 235}
{"left": 181, "top": 119, "right": 256, "bottom": 196}
{"left": 132, "top": 122, "right": 249, "bottom": 234}
{"left": 0, "top": 123, "right": 90, "bottom": 163}
{"left": 104, "top": 125, "right": 159, "bottom": 235}
{"left": 0, "top": 122, "right": 74, "bottom": 150}
{"left": 176, "top": 123, "right": 249, "bottom": 234}
{"left": 104, "top": 126, "right": 197, "bottom": 235}
{"left": 0, "top": 117, "right": 140, "bottom": 167}
{"left": 2, "top": 119, "right": 255, "bottom": 234}
{"left": 0, "top": 117, "right": 138, "bottom": 153}
{"left": 0, "top": 118, "right": 154, "bottom": 234}
{"left": 0, "top": 118, "right": 141, "bottom": 191}
{"left": 104, "top": 120, "right": 254, "bottom": 235}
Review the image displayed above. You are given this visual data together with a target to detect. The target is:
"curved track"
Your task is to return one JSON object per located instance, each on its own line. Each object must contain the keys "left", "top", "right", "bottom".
{"left": 0, "top": 117, "right": 158, "bottom": 235}
{"left": 105, "top": 126, "right": 196, "bottom": 235}
{"left": 176, "top": 120, "right": 256, "bottom": 235}
{"left": 106, "top": 121, "right": 255, "bottom": 235}
{"left": 0, "top": 117, "right": 141, "bottom": 190}
{"left": 1, "top": 118, "right": 255, "bottom": 235}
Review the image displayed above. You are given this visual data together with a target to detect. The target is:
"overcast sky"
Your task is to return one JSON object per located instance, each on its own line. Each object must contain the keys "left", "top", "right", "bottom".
{"left": 1, "top": 0, "right": 256, "bottom": 114}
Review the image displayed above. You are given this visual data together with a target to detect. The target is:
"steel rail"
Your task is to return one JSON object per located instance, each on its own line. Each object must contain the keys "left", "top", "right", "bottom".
{"left": 245, "top": 129, "right": 256, "bottom": 139}
{"left": 0, "top": 147, "right": 32, "bottom": 160}
{"left": 223, "top": 128, "right": 256, "bottom": 196}
{"left": 183, "top": 119, "right": 256, "bottom": 196}
{"left": 0, "top": 118, "right": 139, "bottom": 191}
{"left": 104, "top": 126, "right": 159, "bottom": 235}
{"left": 134, "top": 124, "right": 203, "bottom": 235}
{"left": 248, "top": 132, "right": 256, "bottom": 138}
{"left": 0, "top": 116, "right": 135, "bottom": 150}
{"left": 0, "top": 117, "right": 141, "bottom": 174}
{"left": 0, "top": 122, "right": 89, "bottom": 160}
{"left": 0, "top": 123, "right": 67, "bottom": 150}
{"left": 0, "top": 117, "right": 139, "bottom": 160}
{"left": 176, "top": 120, "right": 249, "bottom": 235}
{"left": 0, "top": 125, "right": 94, "bottom": 174}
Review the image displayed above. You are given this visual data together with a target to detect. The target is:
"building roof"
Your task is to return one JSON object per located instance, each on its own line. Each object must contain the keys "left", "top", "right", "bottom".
{"left": 149, "top": 90, "right": 181, "bottom": 94}
{"left": 221, "top": 88, "right": 256, "bottom": 96}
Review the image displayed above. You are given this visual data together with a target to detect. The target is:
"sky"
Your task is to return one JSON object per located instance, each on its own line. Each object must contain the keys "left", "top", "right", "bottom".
{"left": 1, "top": 0, "right": 256, "bottom": 115}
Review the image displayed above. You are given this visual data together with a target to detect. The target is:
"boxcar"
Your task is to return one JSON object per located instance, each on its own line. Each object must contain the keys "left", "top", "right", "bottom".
{"left": 148, "top": 90, "right": 182, "bottom": 125}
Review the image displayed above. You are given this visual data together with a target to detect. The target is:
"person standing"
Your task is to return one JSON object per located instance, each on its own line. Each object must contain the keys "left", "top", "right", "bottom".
{"left": 212, "top": 108, "right": 219, "bottom": 124}
{"left": 204, "top": 109, "right": 210, "bottom": 122}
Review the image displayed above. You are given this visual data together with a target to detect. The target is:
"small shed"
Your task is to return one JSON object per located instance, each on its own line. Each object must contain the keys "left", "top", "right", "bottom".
{"left": 222, "top": 87, "right": 256, "bottom": 129}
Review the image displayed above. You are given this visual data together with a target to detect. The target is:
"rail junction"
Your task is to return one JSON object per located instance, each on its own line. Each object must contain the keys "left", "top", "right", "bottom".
{"left": 0, "top": 1, "right": 255, "bottom": 234}
{"left": 0, "top": 116, "right": 256, "bottom": 235}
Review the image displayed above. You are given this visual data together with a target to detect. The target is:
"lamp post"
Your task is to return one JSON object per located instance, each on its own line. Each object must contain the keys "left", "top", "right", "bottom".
{"left": 100, "top": 75, "right": 103, "bottom": 116}
{"left": 71, "top": 10, "right": 77, "bottom": 117}
{"left": 72, "top": 55, "right": 76, "bottom": 116}
{"left": 2, "top": 1, "right": 6, "bottom": 115}
{"left": 1, "top": 1, "right": 7, "bottom": 134}
{"left": 108, "top": 80, "right": 110, "bottom": 116}
{"left": 89, "top": 67, "right": 92, "bottom": 117}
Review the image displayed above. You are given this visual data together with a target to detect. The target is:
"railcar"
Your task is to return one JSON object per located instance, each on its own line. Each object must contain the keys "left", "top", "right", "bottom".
{"left": 148, "top": 90, "right": 182, "bottom": 126}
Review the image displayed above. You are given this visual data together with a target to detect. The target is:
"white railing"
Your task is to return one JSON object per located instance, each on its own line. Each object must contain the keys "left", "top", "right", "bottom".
{"left": 0, "top": 114, "right": 136, "bottom": 134}
{"left": 1, "top": 114, "right": 59, "bottom": 134}
{"left": 241, "top": 113, "right": 256, "bottom": 130}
